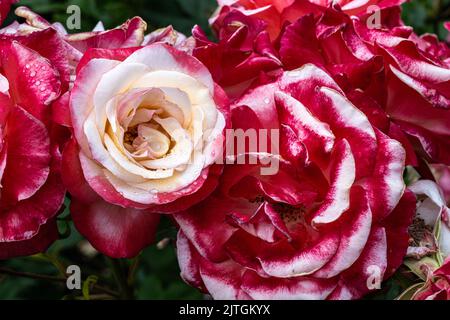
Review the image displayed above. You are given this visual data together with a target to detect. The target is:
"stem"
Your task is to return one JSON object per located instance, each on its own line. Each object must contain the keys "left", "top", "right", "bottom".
{"left": 107, "top": 258, "right": 134, "bottom": 300}
{"left": 127, "top": 254, "right": 141, "bottom": 286}
{"left": 0, "top": 267, "right": 66, "bottom": 282}
{"left": 0, "top": 267, "right": 119, "bottom": 298}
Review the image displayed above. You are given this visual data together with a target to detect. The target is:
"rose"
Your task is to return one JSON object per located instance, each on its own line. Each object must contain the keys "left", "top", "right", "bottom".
{"left": 193, "top": 9, "right": 281, "bottom": 98}
{"left": 407, "top": 180, "right": 450, "bottom": 260}
{"left": 0, "top": 36, "right": 65, "bottom": 259}
{"left": 352, "top": 15, "right": 450, "bottom": 166}
{"left": 402, "top": 180, "right": 449, "bottom": 300}
{"left": 400, "top": 258, "right": 450, "bottom": 300}
{"left": 412, "top": 259, "right": 450, "bottom": 300}
{"left": 277, "top": 7, "right": 450, "bottom": 166}
{"left": 63, "top": 43, "right": 228, "bottom": 258}
{"left": 410, "top": 32, "right": 450, "bottom": 69}
{"left": 174, "top": 64, "right": 415, "bottom": 300}
{"left": 212, "top": 0, "right": 406, "bottom": 39}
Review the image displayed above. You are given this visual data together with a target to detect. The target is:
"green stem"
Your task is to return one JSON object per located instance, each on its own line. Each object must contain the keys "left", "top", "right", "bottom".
{"left": 107, "top": 258, "right": 134, "bottom": 300}
{"left": 0, "top": 267, "right": 119, "bottom": 298}
{"left": 127, "top": 254, "right": 141, "bottom": 287}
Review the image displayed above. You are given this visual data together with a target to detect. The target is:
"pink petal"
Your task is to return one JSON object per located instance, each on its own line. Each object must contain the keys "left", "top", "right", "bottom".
{"left": 257, "top": 232, "right": 340, "bottom": 277}
{"left": 241, "top": 270, "right": 337, "bottom": 300}
{"left": 61, "top": 138, "right": 100, "bottom": 204}
{"left": 6, "top": 27, "right": 71, "bottom": 90}
{"left": 52, "top": 91, "right": 71, "bottom": 127}
{"left": 328, "top": 227, "right": 388, "bottom": 300}
{"left": 177, "top": 231, "right": 206, "bottom": 291}
{"left": 312, "top": 139, "right": 355, "bottom": 225}
{"left": 76, "top": 47, "right": 141, "bottom": 74}
{"left": 66, "top": 17, "right": 146, "bottom": 54}
{"left": 0, "top": 40, "right": 61, "bottom": 122}
{"left": 71, "top": 199, "right": 160, "bottom": 258}
{"left": 362, "top": 130, "right": 406, "bottom": 221}
{"left": 279, "top": 15, "right": 324, "bottom": 70}
{"left": 200, "top": 259, "right": 250, "bottom": 300}
{"left": 383, "top": 190, "right": 416, "bottom": 278}
{"left": 275, "top": 90, "right": 335, "bottom": 163}
{"left": 70, "top": 58, "right": 119, "bottom": 155}
{"left": 0, "top": 219, "right": 58, "bottom": 260}
{"left": 0, "top": 163, "right": 65, "bottom": 242}
{"left": 174, "top": 196, "right": 238, "bottom": 262}
{"left": 1, "top": 106, "right": 50, "bottom": 202}
{"left": 314, "top": 187, "right": 372, "bottom": 278}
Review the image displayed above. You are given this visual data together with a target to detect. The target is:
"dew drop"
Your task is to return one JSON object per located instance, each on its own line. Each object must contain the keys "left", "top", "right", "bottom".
{"left": 264, "top": 98, "right": 270, "bottom": 104}
{"left": 30, "top": 71, "right": 36, "bottom": 77}
{"left": 35, "top": 80, "right": 41, "bottom": 86}
{"left": 40, "top": 86, "right": 46, "bottom": 92}
{"left": 25, "top": 64, "right": 30, "bottom": 69}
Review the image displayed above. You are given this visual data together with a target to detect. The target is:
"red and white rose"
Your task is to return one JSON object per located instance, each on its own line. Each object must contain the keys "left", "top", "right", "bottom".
{"left": 175, "top": 64, "right": 415, "bottom": 300}
{"left": 63, "top": 43, "right": 228, "bottom": 258}
{"left": 0, "top": 30, "right": 66, "bottom": 259}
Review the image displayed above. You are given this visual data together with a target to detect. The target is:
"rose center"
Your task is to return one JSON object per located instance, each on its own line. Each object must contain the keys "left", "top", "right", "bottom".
{"left": 272, "top": 202, "right": 306, "bottom": 225}
{"left": 123, "top": 112, "right": 173, "bottom": 160}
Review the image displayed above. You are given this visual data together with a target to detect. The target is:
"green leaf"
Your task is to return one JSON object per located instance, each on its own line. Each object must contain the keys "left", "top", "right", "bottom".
{"left": 82, "top": 275, "right": 99, "bottom": 300}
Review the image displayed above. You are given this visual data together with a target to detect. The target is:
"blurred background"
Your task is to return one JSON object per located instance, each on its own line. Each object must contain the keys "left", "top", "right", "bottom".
{"left": 0, "top": 0, "right": 449, "bottom": 300}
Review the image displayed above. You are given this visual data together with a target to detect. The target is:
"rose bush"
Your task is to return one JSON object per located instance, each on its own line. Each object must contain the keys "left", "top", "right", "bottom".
{"left": 175, "top": 64, "right": 415, "bottom": 300}
{"left": 0, "top": 30, "right": 66, "bottom": 259}
{"left": 62, "top": 43, "right": 228, "bottom": 258}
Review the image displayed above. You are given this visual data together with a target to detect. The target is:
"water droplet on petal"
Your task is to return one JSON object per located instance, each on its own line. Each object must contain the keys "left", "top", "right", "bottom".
{"left": 40, "top": 86, "right": 46, "bottom": 92}
{"left": 25, "top": 64, "right": 30, "bottom": 69}
{"left": 30, "top": 72, "right": 36, "bottom": 77}
{"left": 35, "top": 80, "right": 41, "bottom": 86}
{"left": 264, "top": 98, "right": 270, "bottom": 104}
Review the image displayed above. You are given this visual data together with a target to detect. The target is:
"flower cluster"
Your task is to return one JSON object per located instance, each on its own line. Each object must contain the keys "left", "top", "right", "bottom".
{"left": 0, "top": 0, "right": 449, "bottom": 300}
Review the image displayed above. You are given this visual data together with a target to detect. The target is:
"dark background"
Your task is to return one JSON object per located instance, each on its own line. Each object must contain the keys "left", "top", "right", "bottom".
{"left": 0, "top": 0, "right": 449, "bottom": 300}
